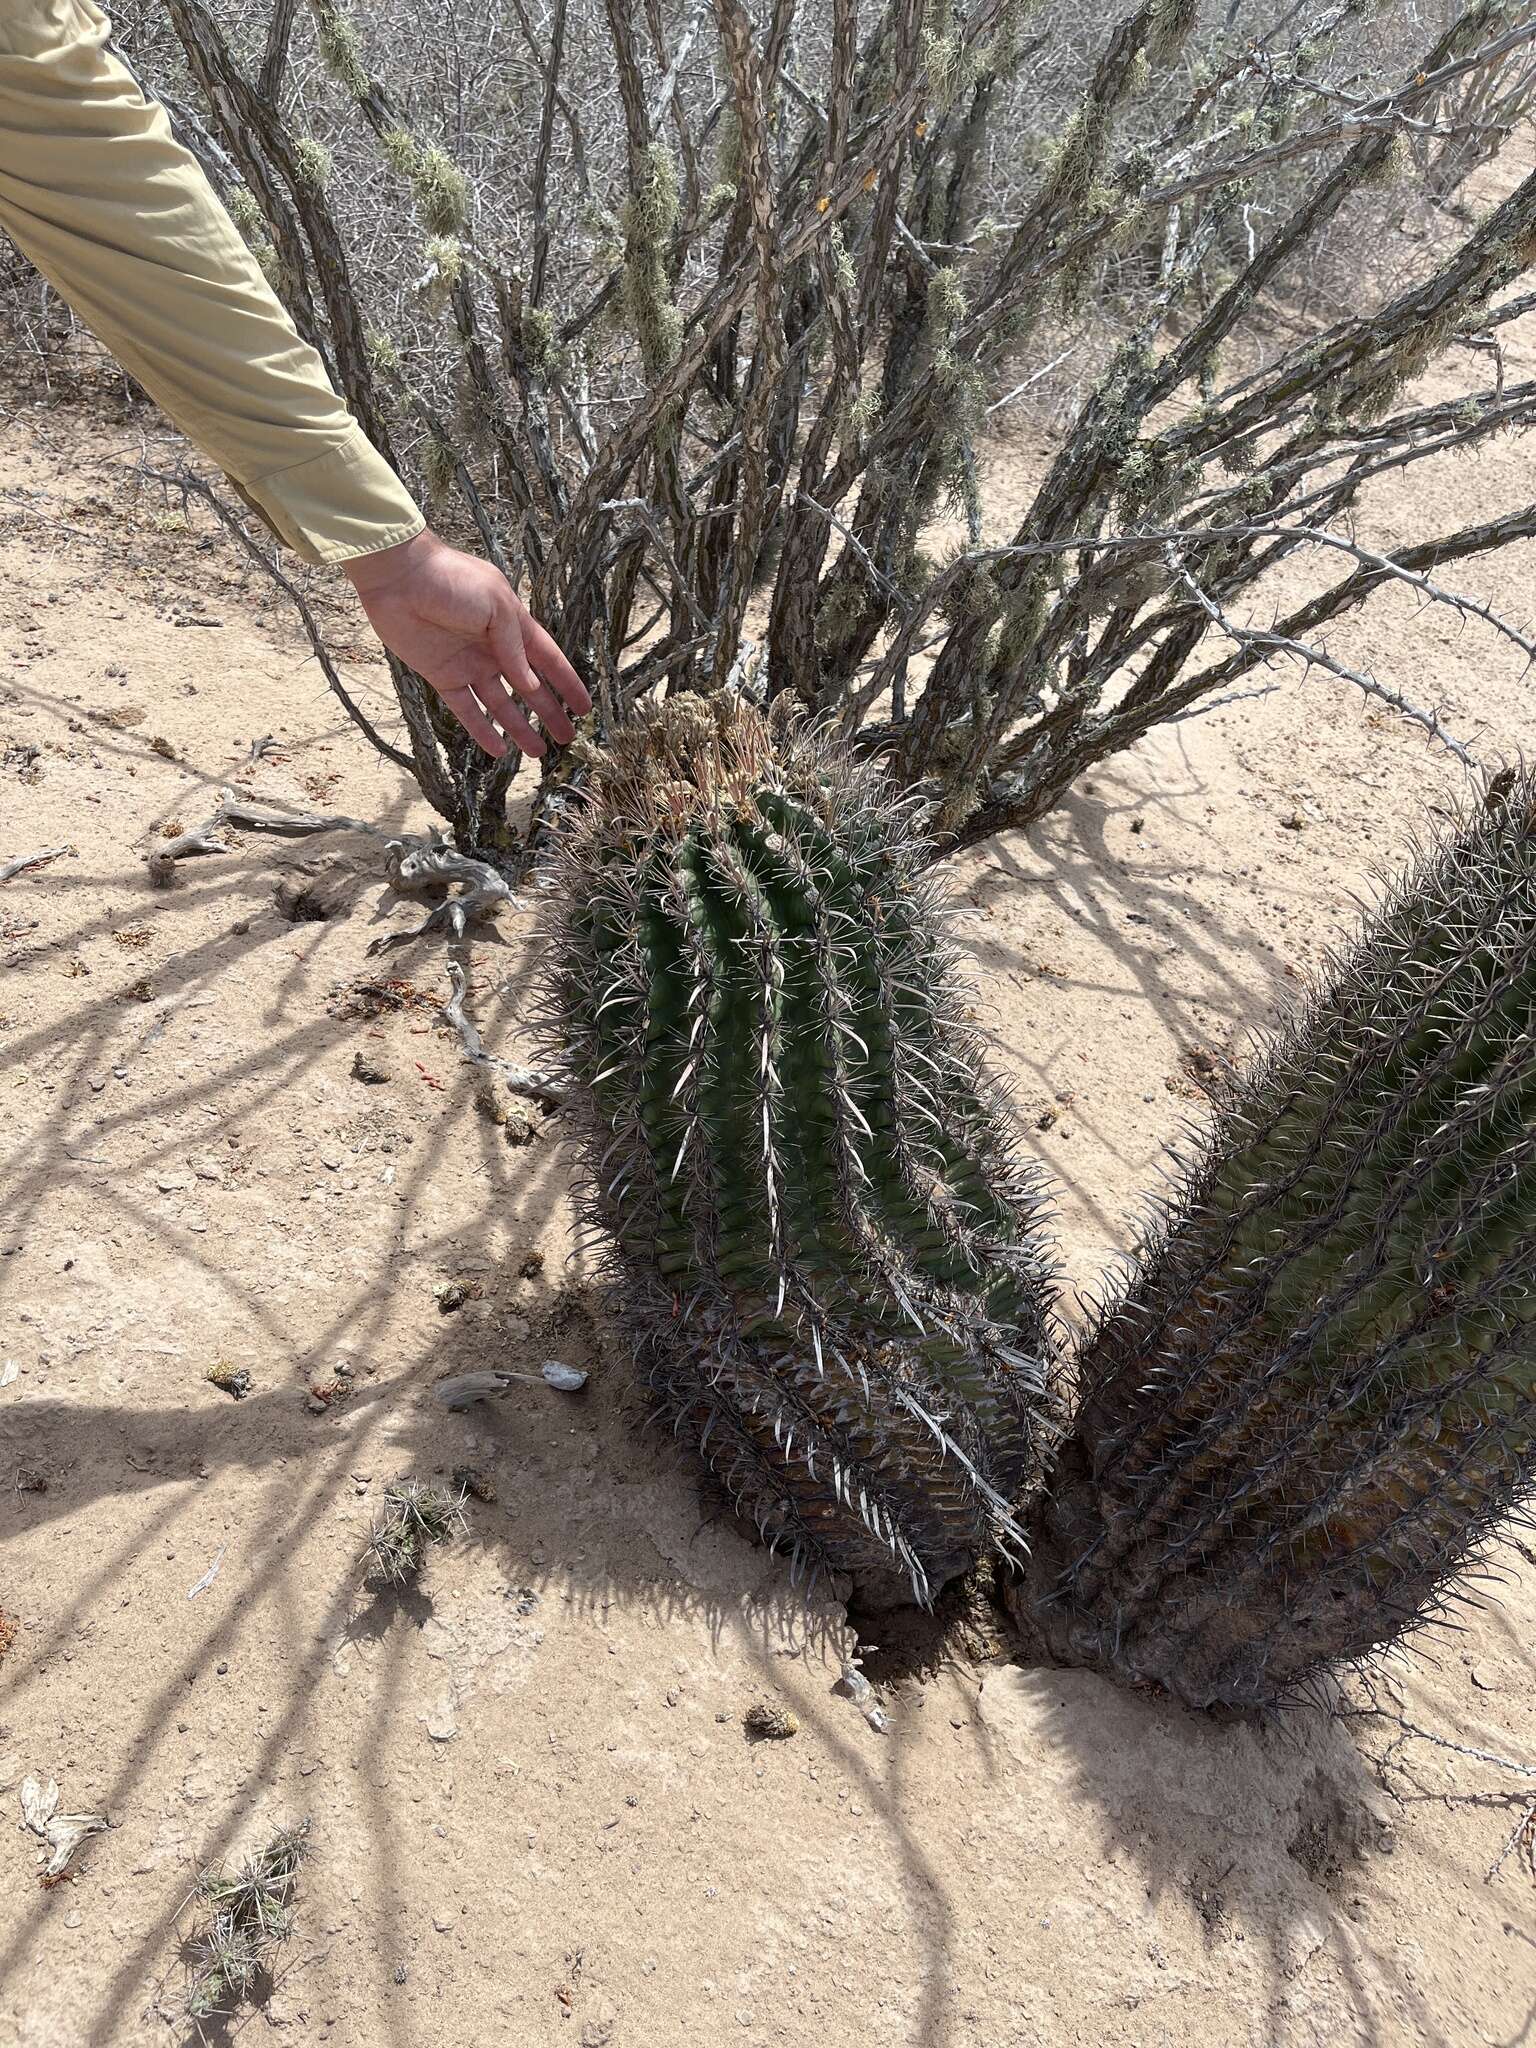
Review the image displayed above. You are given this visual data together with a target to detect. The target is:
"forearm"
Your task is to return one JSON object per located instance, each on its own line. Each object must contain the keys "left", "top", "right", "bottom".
{"left": 0, "top": 1, "right": 423, "bottom": 564}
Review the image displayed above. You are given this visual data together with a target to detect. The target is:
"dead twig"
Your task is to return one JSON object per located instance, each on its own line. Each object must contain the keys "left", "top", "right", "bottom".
{"left": 0, "top": 846, "right": 72, "bottom": 883}
{"left": 146, "top": 794, "right": 381, "bottom": 886}
{"left": 441, "top": 940, "right": 565, "bottom": 1104}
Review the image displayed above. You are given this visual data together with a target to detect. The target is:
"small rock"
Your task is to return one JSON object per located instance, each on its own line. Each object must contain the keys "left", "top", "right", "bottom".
{"left": 231, "top": 919, "right": 251, "bottom": 935}
{"left": 423, "top": 1699, "right": 458, "bottom": 1743}
{"left": 216, "top": 1661, "right": 228, "bottom": 1675}
{"left": 541, "top": 1360, "right": 587, "bottom": 1392}
{"left": 305, "top": 1396, "right": 329, "bottom": 1415}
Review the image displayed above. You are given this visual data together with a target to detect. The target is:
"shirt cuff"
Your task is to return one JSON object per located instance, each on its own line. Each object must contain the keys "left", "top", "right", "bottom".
{"left": 237, "top": 422, "right": 426, "bottom": 565}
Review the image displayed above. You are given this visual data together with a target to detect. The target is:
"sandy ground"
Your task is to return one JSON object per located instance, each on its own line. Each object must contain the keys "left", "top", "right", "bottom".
{"left": 3, "top": 326, "right": 1536, "bottom": 2048}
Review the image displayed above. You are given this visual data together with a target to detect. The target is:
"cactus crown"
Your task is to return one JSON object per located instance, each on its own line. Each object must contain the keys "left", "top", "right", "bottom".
{"left": 541, "top": 696, "right": 1060, "bottom": 1600}
{"left": 1025, "top": 775, "right": 1536, "bottom": 1706}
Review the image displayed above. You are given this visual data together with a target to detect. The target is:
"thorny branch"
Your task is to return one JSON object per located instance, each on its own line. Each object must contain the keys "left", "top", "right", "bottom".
{"left": 1166, "top": 549, "right": 1481, "bottom": 772}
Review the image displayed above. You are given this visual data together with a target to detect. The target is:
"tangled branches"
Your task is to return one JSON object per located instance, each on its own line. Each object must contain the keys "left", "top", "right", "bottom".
{"left": 125, "top": 0, "right": 1536, "bottom": 859}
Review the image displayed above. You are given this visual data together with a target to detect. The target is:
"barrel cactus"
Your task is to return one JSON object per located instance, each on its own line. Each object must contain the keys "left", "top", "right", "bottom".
{"left": 541, "top": 695, "right": 1059, "bottom": 1600}
{"left": 1014, "top": 776, "right": 1536, "bottom": 1708}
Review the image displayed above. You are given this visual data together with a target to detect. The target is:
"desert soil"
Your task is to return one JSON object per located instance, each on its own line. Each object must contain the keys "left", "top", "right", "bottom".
{"left": 3, "top": 317, "right": 1536, "bottom": 2047}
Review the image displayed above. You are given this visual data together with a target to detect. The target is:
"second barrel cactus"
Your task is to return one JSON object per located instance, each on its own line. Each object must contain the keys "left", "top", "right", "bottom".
{"left": 541, "top": 695, "right": 1059, "bottom": 1599}
{"left": 1015, "top": 776, "right": 1536, "bottom": 1707}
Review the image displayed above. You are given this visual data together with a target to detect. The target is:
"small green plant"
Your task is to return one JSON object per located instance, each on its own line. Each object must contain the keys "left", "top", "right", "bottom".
{"left": 182, "top": 1821, "right": 309, "bottom": 2020}
{"left": 363, "top": 1479, "right": 467, "bottom": 1586}
{"left": 1016, "top": 776, "right": 1536, "bottom": 1709}
{"left": 542, "top": 695, "right": 1059, "bottom": 1600}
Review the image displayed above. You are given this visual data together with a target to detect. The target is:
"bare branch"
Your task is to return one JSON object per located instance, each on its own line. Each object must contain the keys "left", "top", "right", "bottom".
{"left": 0, "top": 846, "right": 72, "bottom": 883}
{"left": 1166, "top": 546, "right": 1480, "bottom": 771}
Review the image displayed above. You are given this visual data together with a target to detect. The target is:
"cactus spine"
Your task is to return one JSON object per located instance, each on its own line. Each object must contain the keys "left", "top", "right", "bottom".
{"left": 1016, "top": 778, "right": 1536, "bottom": 1708}
{"left": 542, "top": 696, "right": 1059, "bottom": 1600}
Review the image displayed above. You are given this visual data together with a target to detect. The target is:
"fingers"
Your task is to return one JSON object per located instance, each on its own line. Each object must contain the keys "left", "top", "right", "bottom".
{"left": 520, "top": 610, "right": 592, "bottom": 718}
{"left": 473, "top": 671, "right": 546, "bottom": 757}
{"left": 435, "top": 683, "right": 509, "bottom": 759}
{"left": 437, "top": 664, "right": 546, "bottom": 760}
{"left": 488, "top": 600, "right": 589, "bottom": 743}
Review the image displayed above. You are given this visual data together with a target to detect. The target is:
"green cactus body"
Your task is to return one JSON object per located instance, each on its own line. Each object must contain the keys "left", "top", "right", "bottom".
{"left": 1018, "top": 780, "right": 1536, "bottom": 1707}
{"left": 542, "top": 697, "right": 1058, "bottom": 1599}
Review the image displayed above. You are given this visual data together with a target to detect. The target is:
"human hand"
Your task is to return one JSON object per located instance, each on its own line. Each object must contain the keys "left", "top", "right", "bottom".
{"left": 343, "top": 528, "right": 590, "bottom": 758}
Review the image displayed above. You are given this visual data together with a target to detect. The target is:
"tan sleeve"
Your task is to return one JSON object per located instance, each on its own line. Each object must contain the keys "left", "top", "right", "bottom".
{"left": 0, "top": 0, "right": 425, "bottom": 565}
